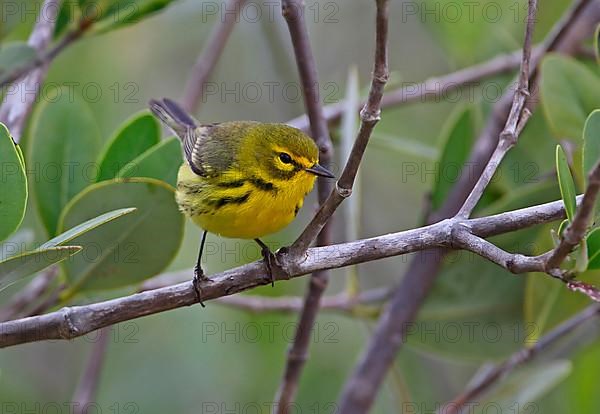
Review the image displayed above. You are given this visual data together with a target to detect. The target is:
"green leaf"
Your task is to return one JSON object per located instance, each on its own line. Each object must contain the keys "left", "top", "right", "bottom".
{"left": 0, "top": 123, "right": 27, "bottom": 242}
{"left": 116, "top": 137, "right": 182, "bottom": 187}
{"left": 29, "top": 87, "right": 101, "bottom": 236}
{"left": 583, "top": 110, "right": 600, "bottom": 183}
{"left": 55, "top": 0, "right": 80, "bottom": 38}
{"left": 57, "top": 178, "right": 184, "bottom": 294}
{"left": 40, "top": 208, "right": 137, "bottom": 248}
{"left": 478, "top": 181, "right": 560, "bottom": 219}
{"left": 586, "top": 227, "right": 600, "bottom": 269}
{"left": 524, "top": 242, "right": 590, "bottom": 339}
{"left": 1, "top": 3, "right": 28, "bottom": 41}
{"left": 90, "top": 0, "right": 177, "bottom": 34}
{"left": 564, "top": 343, "right": 600, "bottom": 413}
{"left": 0, "top": 42, "right": 37, "bottom": 78}
{"left": 96, "top": 112, "right": 160, "bottom": 182}
{"left": 0, "top": 246, "right": 81, "bottom": 289}
{"left": 575, "top": 240, "right": 588, "bottom": 273}
{"left": 556, "top": 145, "right": 576, "bottom": 222}
{"left": 1, "top": 229, "right": 34, "bottom": 261}
{"left": 541, "top": 54, "right": 600, "bottom": 140}
{"left": 525, "top": 279, "right": 561, "bottom": 344}
{"left": 370, "top": 132, "right": 438, "bottom": 160}
{"left": 558, "top": 219, "right": 569, "bottom": 239}
{"left": 431, "top": 105, "right": 476, "bottom": 210}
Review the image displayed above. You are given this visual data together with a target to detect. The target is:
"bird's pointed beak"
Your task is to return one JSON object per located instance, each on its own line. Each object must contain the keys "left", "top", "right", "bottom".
{"left": 305, "top": 163, "right": 335, "bottom": 178}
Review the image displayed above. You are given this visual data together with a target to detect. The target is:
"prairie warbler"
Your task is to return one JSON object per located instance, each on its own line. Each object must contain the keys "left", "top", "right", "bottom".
{"left": 149, "top": 98, "right": 334, "bottom": 303}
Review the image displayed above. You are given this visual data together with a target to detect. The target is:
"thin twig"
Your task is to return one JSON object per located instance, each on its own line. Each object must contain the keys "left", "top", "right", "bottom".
{"left": 451, "top": 226, "right": 549, "bottom": 274}
{"left": 288, "top": 45, "right": 537, "bottom": 133}
{"left": 456, "top": 0, "right": 538, "bottom": 218}
{"left": 336, "top": 1, "right": 599, "bottom": 412}
{"left": 0, "top": 19, "right": 89, "bottom": 98}
{"left": 273, "top": 0, "right": 336, "bottom": 409}
{"left": 287, "top": 0, "right": 595, "bottom": 133}
{"left": 72, "top": 327, "right": 110, "bottom": 412}
{"left": 181, "top": 0, "right": 247, "bottom": 112}
{"left": 288, "top": 0, "right": 389, "bottom": 255}
{"left": 438, "top": 304, "right": 600, "bottom": 414}
{"left": 0, "top": 0, "right": 61, "bottom": 141}
{"left": 0, "top": 196, "right": 582, "bottom": 348}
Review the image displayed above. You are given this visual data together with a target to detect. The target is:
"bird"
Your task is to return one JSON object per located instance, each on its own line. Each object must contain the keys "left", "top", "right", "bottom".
{"left": 149, "top": 98, "right": 335, "bottom": 305}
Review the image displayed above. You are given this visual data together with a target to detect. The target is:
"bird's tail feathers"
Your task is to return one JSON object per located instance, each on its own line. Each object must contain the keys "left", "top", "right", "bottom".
{"left": 149, "top": 98, "right": 197, "bottom": 138}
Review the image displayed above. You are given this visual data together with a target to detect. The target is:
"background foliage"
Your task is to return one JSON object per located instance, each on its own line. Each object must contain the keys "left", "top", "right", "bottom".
{"left": 0, "top": 0, "right": 599, "bottom": 412}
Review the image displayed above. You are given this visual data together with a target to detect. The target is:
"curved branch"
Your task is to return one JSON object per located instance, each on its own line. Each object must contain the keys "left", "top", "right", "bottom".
{"left": 335, "top": 0, "right": 599, "bottom": 412}
{"left": 0, "top": 196, "right": 576, "bottom": 348}
{"left": 273, "top": 0, "right": 336, "bottom": 409}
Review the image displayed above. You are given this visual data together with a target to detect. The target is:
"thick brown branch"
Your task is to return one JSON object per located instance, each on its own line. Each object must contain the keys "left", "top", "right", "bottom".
{"left": 0, "top": 197, "right": 577, "bottom": 348}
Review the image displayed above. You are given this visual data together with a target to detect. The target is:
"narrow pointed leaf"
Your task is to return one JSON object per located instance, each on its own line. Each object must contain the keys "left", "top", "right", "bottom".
{"left": 58, "top": 178, "right": 184, "bottom": 293}
{"left": 40, "top": 208, "right": 137, "bottom": 249}
{"left": 558, "top": 219, "right": 569, "bottom": 239}
{"left": 583, "top": 110, "right": 600, "bottom": 181}
{"left": 0, "top": 123, "right": 27, "bottom": 241}
{"left": 0, "top": 246, "right": 81, "bottom": 288}
{"left": 556, "top": 145, "right": 576, "bottom": 222}
{"left": 586, "top": 227, "right": 600, "bottom": 269}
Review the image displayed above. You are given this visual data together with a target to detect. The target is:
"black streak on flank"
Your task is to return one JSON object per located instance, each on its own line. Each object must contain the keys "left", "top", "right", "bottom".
{"left": 208, "top": 193, "right": 251, "bottom": 209}
{"left": 294, "top": 204, "right": 301, "bottom": 216}
{"left": 249, "top": 177, "right": 278, "bottom": 193}
{"left": 217, "top": 179, "right": 246, "bottom": 188}
{"left": 178, "top": 183, "right": 203, "bottom": 194}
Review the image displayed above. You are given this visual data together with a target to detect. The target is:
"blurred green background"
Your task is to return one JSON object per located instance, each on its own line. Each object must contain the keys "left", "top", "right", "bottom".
{"left": 1, "top": 0, "right": 600, "bottom": 412}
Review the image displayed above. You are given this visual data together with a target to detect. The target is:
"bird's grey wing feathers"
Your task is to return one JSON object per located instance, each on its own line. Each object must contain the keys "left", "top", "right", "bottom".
{"left": 149, "top": 98, "right": 258, "bottom": 178}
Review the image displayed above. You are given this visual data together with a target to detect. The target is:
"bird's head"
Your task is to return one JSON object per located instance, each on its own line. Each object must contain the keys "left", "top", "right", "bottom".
{"left": 247, "top": 124, "right": 335, "bottom": 182}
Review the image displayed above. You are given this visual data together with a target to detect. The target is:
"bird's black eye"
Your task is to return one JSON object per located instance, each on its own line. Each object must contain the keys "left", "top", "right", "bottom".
{"left": 279, "top": 153, "right": 292, "bottom": 164}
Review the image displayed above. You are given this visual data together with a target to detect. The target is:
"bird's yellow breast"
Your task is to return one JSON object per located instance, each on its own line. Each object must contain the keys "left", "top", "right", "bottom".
{"left": 175, "top": 164, "right": 317, "bottom": 239}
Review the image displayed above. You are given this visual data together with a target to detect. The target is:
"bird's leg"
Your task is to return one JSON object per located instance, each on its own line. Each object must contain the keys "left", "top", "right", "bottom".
{"left": 254, "top": 238, "right": 285, "bottom": 287}
{"left": 193, "top": 230, "right": 209, "bottom": 307}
